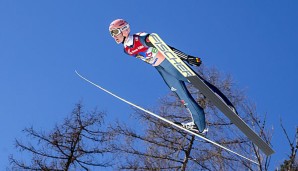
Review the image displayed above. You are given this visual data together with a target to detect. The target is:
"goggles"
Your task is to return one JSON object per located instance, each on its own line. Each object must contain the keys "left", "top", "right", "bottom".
{"left": 110, "top": 25, "right": 129, "bottom": 37}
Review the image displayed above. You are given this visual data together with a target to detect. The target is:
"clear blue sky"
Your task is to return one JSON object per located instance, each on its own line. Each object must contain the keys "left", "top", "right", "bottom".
{"left": 1, "top": 0, "right": 297, "bottom": 169}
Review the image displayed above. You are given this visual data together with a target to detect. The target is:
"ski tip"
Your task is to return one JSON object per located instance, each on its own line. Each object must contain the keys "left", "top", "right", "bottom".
{"left": 75, "top": 70, "right": 81, "bottom": 76}
{"left": 75, "top": 70, "right": 84, "bottom": 79}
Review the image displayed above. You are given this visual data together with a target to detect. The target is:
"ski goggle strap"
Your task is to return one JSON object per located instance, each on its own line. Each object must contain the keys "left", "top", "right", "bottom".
{"left": 110, "top": 24, "right": 129, "bottom": 37}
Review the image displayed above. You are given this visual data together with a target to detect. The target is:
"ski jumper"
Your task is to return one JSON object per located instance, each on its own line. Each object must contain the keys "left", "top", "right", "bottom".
{"left": 123, "top": 32, "right": 206, "bottom": 132}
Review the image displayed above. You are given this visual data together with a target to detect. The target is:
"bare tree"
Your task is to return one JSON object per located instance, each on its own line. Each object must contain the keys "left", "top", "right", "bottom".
{"left": 108, "top": 65, "right": 273, "bottom": 170}
{"left": 276, "top": 122, "right": 298, "bottom": 171}
{"left": 9, "top": 102, "right": 115, "bottom": 171}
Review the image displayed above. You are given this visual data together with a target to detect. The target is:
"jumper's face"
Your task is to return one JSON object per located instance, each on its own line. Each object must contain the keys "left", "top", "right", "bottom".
{"left": 110, "top": 28, "right": 125, "bottom": 44}
{"left": 113, "top": 32, "right": 125, "bottom": 44}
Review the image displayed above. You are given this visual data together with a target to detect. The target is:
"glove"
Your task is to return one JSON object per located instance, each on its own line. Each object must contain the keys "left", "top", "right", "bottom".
{"left": 187, "top": 56, "right": 202, "bottom": 66}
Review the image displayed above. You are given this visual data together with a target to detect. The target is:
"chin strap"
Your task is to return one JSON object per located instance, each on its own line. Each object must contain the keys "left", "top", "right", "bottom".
{"left": 121, "top": 36, "right": 127, "bottom": 44}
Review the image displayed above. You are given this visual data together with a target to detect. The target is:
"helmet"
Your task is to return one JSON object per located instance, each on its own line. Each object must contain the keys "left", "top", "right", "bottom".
{"left": 109, "top": 19, "right": 130, "bottom": 38}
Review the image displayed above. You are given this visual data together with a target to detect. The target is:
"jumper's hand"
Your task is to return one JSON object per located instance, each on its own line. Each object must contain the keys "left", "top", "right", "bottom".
{"left": 187, "top": 56, "right": 202, "bottom": 66}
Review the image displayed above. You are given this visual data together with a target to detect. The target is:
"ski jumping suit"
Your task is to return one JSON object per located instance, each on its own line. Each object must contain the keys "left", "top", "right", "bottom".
{"left": 123, "top": 32, "right": 206, "bottom": 132}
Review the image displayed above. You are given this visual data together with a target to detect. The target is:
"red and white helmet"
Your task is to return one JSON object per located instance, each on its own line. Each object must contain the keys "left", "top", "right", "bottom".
{"left": 109, "top": 19, "right": 130, "bottom": 38}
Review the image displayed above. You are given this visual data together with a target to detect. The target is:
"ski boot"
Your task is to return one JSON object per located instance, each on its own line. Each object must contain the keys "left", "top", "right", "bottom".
{"left": 174, "top": 122, "right": 208, "bottom": 136}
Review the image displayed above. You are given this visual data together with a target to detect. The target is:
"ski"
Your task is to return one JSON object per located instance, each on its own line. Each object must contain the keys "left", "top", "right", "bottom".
{"left": 148, "top": 33, "right": 274, "bottom": 156}
{"left": 75, "top": 70, "right": 259, "bottom": 165}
